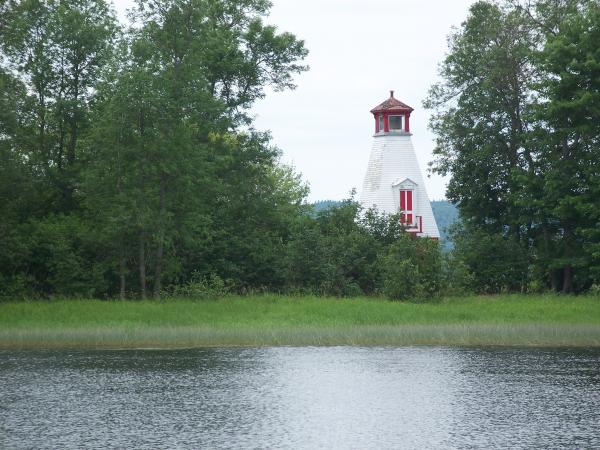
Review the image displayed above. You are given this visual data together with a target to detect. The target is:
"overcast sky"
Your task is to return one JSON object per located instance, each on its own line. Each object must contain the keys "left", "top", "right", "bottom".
{"left": 113, "top": 0, "right": 478, "bottom": 201}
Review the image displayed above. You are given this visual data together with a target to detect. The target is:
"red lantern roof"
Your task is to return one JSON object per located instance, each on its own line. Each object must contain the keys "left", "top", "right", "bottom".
{"left": 370, "top": 91, "right": 414, "bottom": 114}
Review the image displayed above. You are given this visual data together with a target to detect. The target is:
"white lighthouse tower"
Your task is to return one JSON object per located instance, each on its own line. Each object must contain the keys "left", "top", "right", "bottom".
{"left": 360, "top": 91, "right": 440, "bottom": 239}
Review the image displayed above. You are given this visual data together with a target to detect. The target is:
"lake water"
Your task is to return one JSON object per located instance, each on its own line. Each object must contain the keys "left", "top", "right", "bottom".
{"left": 1, "top": 347, "right": 599, "bottom": 449}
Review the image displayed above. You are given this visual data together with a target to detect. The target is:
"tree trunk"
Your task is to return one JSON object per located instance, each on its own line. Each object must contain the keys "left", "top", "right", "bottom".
{"left": 57, "top": 115, "right": 65, "bottom": 169}
{"left": 562, "top": 265, "right": 573, "bottom": 294}
{"left": 542, "top": 225, "right": 558, "bottom": 291}
{"left": 562, "top": 226, "right": 573, "bottom": 294}
{"left": 67, "top": 118, "right": 78, "bottom": 166}
{"left": 37, "top": 91, "right": 48, "bottom": 168}
{"left": 67, "top": 69, "right": 80, "bottom": 166}
{"left": 550, "top": 270, "right": 558, "bottom": 292}
{"left": 139, "top": 230, "right": 147, "bottom": 300}
{"left": 153, "top": 176, "right": 167, "bottom": 300}
{"left": 119, "top": 255, "right": 126, "bottom": 301}
{"left": 135, "top": 104, "right": 148, "bottom": 300}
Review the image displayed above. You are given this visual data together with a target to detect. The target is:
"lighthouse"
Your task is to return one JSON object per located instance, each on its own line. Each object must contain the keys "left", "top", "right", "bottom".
{"left": 360, "top": 91, "right": 440, "bottom": 239}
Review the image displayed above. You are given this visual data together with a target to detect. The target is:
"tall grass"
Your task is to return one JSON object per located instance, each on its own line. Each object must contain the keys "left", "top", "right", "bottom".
{"left": 1, "top": 294, "right": 599, "bottom": 348}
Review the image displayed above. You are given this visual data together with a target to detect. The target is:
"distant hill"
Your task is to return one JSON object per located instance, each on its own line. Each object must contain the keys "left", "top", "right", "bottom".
{"left": 430, "top": 200, "right": 460, "bottom": 249}
{"left": 312, "top": 200, "right": 343, "bottom": 214}
{"left": 311, "top": 199, "right": 460, "bottom": 248}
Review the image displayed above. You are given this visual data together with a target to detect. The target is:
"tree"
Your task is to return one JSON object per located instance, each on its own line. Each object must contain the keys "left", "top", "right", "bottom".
{"left": 425, "top": 2, "right": 536, "bottom": 234}
{"left": 450, "top": 223, "right": 529, "bottom": 293}
{"left": 0, "top": 0, "right": 309, "bottom": 299}
{"left": 81, "top": 0, "right": 309, "bottom": 298}
{"left": 0, "top": 0, "right": 117, "bottom": 209}
{"left": 425, "top": 0, "right": 600, "bottom": 292}
{"left": 531, "top": 0, "right": 600, "bottom": 291}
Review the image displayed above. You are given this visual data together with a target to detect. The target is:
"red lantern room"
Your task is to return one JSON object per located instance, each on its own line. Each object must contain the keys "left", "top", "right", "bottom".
{"left": 370, "top": 90, "right": 414, "bottom": 134}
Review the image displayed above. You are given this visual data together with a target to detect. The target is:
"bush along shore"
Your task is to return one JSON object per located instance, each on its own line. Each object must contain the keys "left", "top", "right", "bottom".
{"left": 1, "top": 295, "right": 600, "bottom": 349}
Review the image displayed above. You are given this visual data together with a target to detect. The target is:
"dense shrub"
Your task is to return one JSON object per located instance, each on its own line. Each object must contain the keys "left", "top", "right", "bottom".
{"left": 0, "top": 215, "right": 108, "bottom": 299}
{"left": 281, "top": 201, "right": 382, "bottom": 296}
{"left": 167, "top": 273, "right": 231, "bottom": 299}
{"left": 278, "top": 199, "right": 445, "bottom": 298}
{"left": 441, "top": 252, "right": 475, "bottom": 296}
{"left": 451, "top": 224, "right": 529, "bottom": 294}
{"left": 380, "top": 235, "right": 443, "bottom": 300}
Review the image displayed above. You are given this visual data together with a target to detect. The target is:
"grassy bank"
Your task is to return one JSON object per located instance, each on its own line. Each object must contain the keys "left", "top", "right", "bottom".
{"left": 1, "top": 294, "right": 600, "bottom": 348}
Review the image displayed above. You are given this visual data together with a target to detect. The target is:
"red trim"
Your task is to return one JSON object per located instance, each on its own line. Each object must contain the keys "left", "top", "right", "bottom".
{"left": 400, "top": 191, "right": 406, "bottom": 211}
{"left": 403, "top": 216, "right": 433, "bottom": 238}
{"left": 407, "top": 191, "right": 412, "bottom": 210}
{"left": 372, "top": 111, "right": 412, "bottom": 133}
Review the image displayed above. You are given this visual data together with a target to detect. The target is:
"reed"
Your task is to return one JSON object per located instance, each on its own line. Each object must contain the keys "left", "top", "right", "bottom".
{"left": 1, "top": 294, "right": 599, "bottom": 348}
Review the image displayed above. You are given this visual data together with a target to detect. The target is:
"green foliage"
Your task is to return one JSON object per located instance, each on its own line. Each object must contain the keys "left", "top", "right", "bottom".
{"left": 0, "top": 215, "right": 107, "bottom": 299}
{"left": 4, "top": 0, "right": 598, "bottom": 301}
{"left": 450, "top": 223, "right": 529, "bottom": 294}
{"left": 279, "top": 200, "right": 445, "bottom": 300}
{"left": 380, "top": 235, "right": 442, "bottom": 301}
{"left": 168, "top": 273, "right": 230, "bottom": 299}
{"left": 313, "top": 199, "right": 460, "bottom": 251}
{"left": 425, "top": 0, "right": 600, "bottom": 293}
{"left": 282, "top": 200, "right": 378, "bottom": 296}
{"left": 441, "top": 253, "right": 475, "bottom": 296}
{"left": 0, "top": 0, "right": 309, "bottom": 300}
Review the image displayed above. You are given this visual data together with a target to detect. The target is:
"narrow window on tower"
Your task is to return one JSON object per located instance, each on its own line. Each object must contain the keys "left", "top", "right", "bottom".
{"left": 400, "top": 190, "right": 414, "bottom": 225}
{"left": 389, "top": 115, "right": 404, "bottom": 131}
{"left": 378, "top": 115, "right": 384, "bottom": 132}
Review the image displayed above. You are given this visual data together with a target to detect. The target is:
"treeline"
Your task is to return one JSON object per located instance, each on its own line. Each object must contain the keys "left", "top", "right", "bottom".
{"left": 157, "top": 201, "right": 457, "bottom": 301}
{"left": 0, "top": 0, "right": 439, "bottom": 301}
{"left": 1, "top": 0, "right": 599, "bottom": 300}
{"left": 426, "top": 0, "right": 600, "bottom": 294}
{"left": 0, "top": 0, "right": 310, "bottom": 299}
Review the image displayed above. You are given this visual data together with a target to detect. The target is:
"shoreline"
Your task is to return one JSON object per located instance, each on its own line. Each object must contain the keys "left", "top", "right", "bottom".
{"left": 2, "top": 295, "right": 600, "bottom": 349}
{"left": 2, "top": 323, "right": 600, "bottom": 349}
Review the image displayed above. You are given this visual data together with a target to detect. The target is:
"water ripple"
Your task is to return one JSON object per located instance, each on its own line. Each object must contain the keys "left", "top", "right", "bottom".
{"left": 1, "top": 347, "right": 599, "bottom": 449}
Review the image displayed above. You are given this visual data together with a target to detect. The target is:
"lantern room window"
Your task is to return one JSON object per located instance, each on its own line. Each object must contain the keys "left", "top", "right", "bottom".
{"left": 389, "top": 115, "right": 404, "bottom": 131}
{"left": 378, "top": 115, "right": 384, "bottom": 132}
{"left": 400, "top": 189, "right": 414, "bottom": 224}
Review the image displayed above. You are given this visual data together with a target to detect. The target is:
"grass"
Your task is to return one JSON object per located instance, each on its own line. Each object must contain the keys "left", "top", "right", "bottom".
{"left": 1, "top": 294, "right": 600, "bottom": 348}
